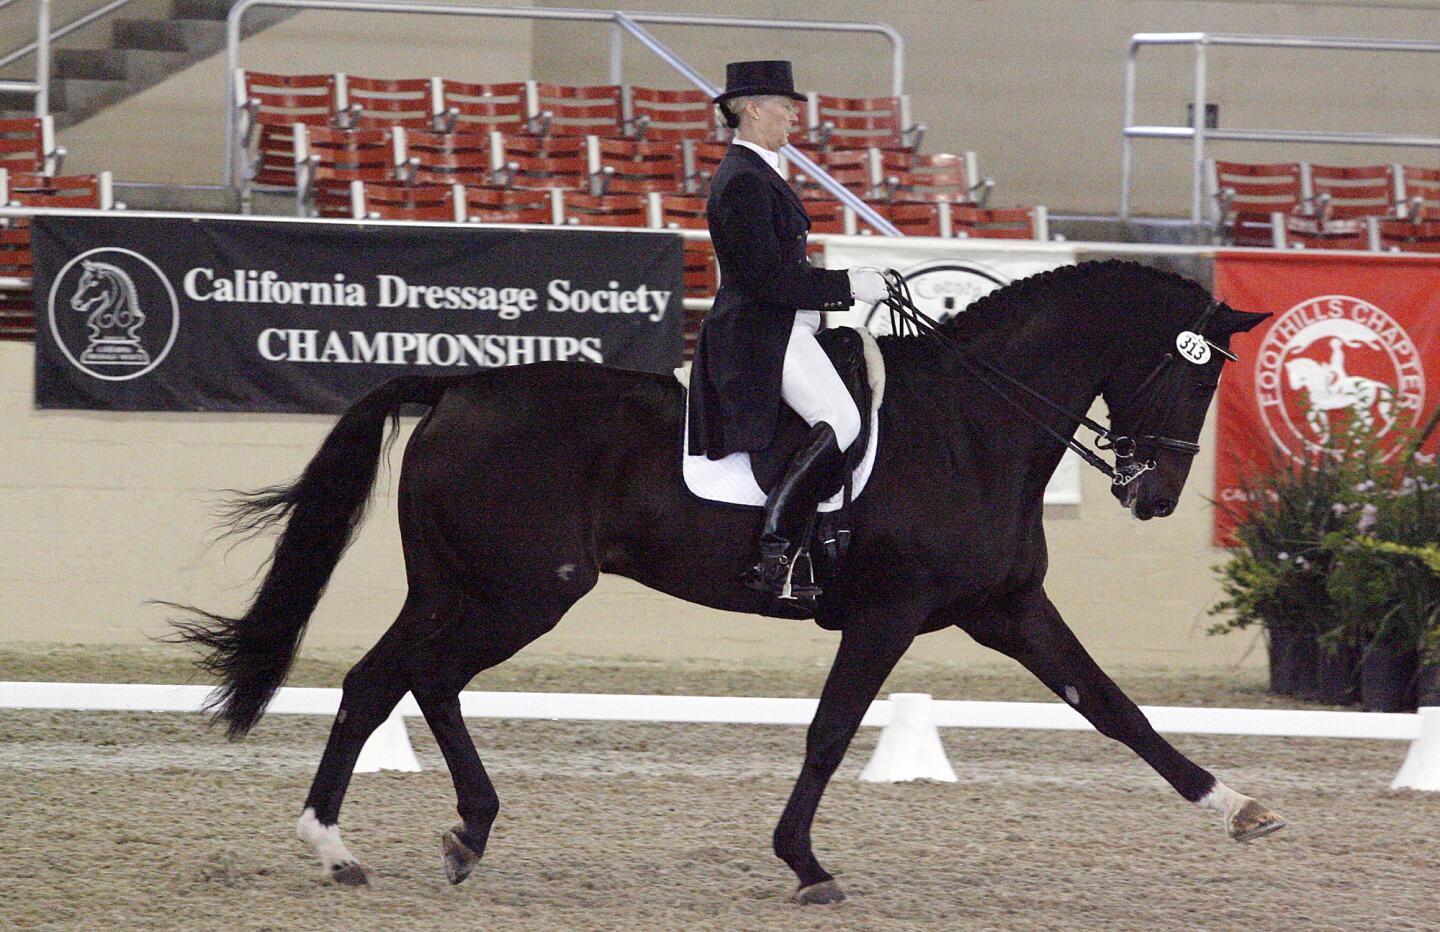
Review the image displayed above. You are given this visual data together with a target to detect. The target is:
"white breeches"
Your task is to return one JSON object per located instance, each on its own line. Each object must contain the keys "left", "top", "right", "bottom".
{"left": 782, "top": 311, "right": 862, "bottom": 452}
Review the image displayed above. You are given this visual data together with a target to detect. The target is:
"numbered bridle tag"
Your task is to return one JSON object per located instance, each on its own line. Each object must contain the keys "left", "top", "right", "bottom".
{"left": 1175, "top": 331, "right": 1211, "bottom": 365}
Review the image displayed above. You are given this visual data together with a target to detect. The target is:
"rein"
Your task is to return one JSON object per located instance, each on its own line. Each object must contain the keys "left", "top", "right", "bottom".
{"left": 877, "top": 271, "right": 1231, "bottom": 487}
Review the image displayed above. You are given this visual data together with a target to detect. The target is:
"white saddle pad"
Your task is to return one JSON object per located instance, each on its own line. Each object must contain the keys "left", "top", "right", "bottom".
{"left": 676, "top": 326, "right": 885, "bottom": 512}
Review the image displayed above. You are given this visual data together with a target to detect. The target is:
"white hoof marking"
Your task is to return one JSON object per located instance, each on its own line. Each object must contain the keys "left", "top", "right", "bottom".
{"left": 297, "top": 807, "right": 357, "bottom": 874}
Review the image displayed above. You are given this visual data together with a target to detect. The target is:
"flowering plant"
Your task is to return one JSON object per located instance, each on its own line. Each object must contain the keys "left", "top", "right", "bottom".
{"left": 1210, "top": 405, "right": 1440, "bottom": 667}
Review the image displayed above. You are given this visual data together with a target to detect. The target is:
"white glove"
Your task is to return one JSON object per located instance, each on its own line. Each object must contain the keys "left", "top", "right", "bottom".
{"left": 847, "top": 268, "right": 888, "bottom": 304}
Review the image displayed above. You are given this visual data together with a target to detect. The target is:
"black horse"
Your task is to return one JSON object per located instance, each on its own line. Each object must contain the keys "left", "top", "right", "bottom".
{"left": 172, "top": 260, "right": 1282, "bottom": 903}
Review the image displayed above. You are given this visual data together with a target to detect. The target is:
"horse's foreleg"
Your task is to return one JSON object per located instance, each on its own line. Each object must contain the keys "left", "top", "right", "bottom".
{"left": 958, "top": 590, "right": 1285, "bottom": 842}
{"left": 775, "top": 615, "right": 920, "bottom": 904}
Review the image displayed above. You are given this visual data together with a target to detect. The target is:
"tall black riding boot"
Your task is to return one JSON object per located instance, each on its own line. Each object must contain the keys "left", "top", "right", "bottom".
{"left": 742, "top": 422, "right": 845, "bottom": 601}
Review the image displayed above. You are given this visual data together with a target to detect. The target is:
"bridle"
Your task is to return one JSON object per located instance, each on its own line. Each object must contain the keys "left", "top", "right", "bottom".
{"left": 877, "top": 271, "right": 1235, "bottom": 487}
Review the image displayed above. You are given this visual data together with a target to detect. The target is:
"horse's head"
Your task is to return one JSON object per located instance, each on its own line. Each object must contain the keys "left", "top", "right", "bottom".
{"left": 70, "top": 261, "right": 114, "bottom": 314}
{"left": 1104, "top": 300, "right": 1268, "bottom": 519}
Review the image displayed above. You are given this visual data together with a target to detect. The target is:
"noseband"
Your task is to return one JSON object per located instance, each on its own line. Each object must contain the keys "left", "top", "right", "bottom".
{"left": 878, "top": 272, "right": 1232, "bottom": 487}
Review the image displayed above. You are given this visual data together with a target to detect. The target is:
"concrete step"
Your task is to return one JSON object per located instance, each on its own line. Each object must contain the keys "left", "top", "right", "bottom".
{"left": 111, "top": 17, "right": 226, "bottom": 52}
{"left": 170, "top": 0, "right": 237, "bottom": 20}
{"left": 54, "top": 47, "right": 189, "bottom": 83}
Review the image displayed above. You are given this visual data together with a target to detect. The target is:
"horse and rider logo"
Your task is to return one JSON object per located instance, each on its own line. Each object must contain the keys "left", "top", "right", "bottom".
{"left": 860, "top": 260, "right": 1010, "bottom": 334}
{"left": 1254, "top": 294, "right": 1423, "bottom": 459}
{"left": 46, "top": 247, "right": 179, "bottom": 381}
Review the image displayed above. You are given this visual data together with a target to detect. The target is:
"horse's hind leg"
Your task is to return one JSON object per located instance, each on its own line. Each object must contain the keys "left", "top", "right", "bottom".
{"left": 956, "top": 589, "right": 1285, "bottom": 842}
{"left": 296, "top": 592, "right": 442, "bottom": 884}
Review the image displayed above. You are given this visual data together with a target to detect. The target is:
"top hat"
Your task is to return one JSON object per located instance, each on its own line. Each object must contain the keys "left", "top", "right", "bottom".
{"left": 713, "top": 60, "right": 808, "bottom": 116}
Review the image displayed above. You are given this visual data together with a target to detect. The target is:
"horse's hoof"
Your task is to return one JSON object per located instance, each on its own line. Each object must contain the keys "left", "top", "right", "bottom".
{"left": 441, "top": 827, "right": 483, "bottom": 885}
{"left": 1228, "top": 800, "right": 1286, "bottom": 842}
{"left": 328, "top": 862, "right": 369, "bottom": 886}
{"left": 793, "top": 879, "right": 846, "bottom": 905}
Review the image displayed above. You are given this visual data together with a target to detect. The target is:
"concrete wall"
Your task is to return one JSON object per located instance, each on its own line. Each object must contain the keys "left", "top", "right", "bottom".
{"left": 0, "top": 340, "right": 1258, "bottom": 669}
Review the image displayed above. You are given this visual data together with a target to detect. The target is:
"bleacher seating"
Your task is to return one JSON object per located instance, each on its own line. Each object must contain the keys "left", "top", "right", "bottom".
{"left": 559, "top": 192, "right": 647, "bottom": 226}
{"left": 806, "top": 93, "right": 923, "bottom": 153}
{"left": 493, "top": 133, "right": 587, "bottom": 190}
{"left": 351, "top": 181, "right": 462, "bottom": 222}
{"left": 342, "top": 75, "right": 437, "bottom": 129}
{"left": 624, "top": 87, "right": 719, "bottom": 142}
{"left": 401, "top": 130, "right": 494, "bottom": 186}
{"left": 0, "top": 168, "right": 115, "bottom": 339}
{"left": 589, "top": 138, "right": 684, "bottom": 195}
{"left": 0, "top": 116, "right": 62, "bottom": 176}
{"left": 235, "top": 71, "right": 341, "bottom": 201}
{"left": 434, "top": 80, "right": 531, "bottom": 134}
{"left": 462, "top": 185, "right": 557, "bottom": 224}
{"left": 1397, "top": 165, "right": 1440, "bottom": 220}
{"left": 951, "top": 204, "right": 1048, "bottom": 240}
{"left": 1207, "top": 159, "right": 1303, "bottom": 247}
{"left": 227, "top": 71, "right": 1047, "bottom": 256}
{"left": 529, "top": 83, "right": 625, "bottom": 138}
{"left": 294, "top": 124, "right": 405, "bottom": 217}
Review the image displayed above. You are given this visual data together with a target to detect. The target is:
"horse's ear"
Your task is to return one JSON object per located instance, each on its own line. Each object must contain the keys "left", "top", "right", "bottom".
{"left": 1213, "top": 305, "right": 1270, "bottom": 335}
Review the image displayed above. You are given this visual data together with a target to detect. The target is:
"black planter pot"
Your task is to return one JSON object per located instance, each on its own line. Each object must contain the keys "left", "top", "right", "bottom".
{"left": 1415, "top": 660, "right": 1440, "bottom": 708}
{"left": 1290, "top": 631, "right": 1324, "bottom": 702}
{"left": 1315, "top": 644, "right": 1363, "bottom": 706}
{"left": 1267, "top": 625, "right": 1298, "bottom": 696}
{"left": 1360, "top": 646, "right": 1418, "bottom": 712}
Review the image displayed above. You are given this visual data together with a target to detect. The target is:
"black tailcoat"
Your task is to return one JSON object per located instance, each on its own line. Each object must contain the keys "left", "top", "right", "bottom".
{"left": 686, "top": 144, "right": 852, "bottom": 458}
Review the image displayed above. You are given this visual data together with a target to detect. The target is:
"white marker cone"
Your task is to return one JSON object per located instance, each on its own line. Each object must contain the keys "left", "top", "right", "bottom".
{"left": 355, "top": 707, "right": 422, "bottom": 773}
{"left": 859, "top": 692, "right": 957, "bottom": 783}
{"left": 1391, "top": 706, "right": 1440, "bottom": 792}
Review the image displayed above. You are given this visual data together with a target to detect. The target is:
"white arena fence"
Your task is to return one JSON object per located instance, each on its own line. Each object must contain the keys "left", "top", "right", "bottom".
{"left": 2, "top": 682, "right": 1436, "bottom": 791}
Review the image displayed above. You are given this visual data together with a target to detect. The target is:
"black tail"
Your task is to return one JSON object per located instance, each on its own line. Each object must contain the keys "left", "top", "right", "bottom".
{"left": 166, "top": 375, "right": 445, "bottom": 739}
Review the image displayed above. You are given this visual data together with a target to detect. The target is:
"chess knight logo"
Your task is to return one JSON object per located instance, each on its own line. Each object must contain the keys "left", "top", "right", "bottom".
{"left": 47, "top": 247, "right": 179, "bottom": 381}
{"left": 861, "top": 260, "right": 1011, "bottom": 335}
{"left": 1254, "top": 294, "right": 1424, "bottom": 460}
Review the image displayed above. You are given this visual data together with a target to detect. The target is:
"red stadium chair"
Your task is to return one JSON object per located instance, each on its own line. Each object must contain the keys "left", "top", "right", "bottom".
{"left": 681, "top": 139, "right": 729, "bottom": 194}
{"left": 0, "top": 169, "right": 113, "bottom": 340}
{"left": 878, "top": 151, "right": 989, "bottom": 205}
{"left": 351, "top": 181, "right": 463, "bottom": 222}
{"left": 806, "top": 93, "right": 923, "bottom": 152}
{"left": 624, "top": 87, "right": 721, "bottom": 142}
{"left": 493, "top": 134, "right": 587, "bottom": 190}
{"left": 234, "top": 71, "right": 342, "bottom": 199}
{"left": 0, "top": 116, "right": 61, "bottom": 176}
{"left": 589, "top": 137, "right": 684, "bottom": 195}
{"left": 1206, "top": 159, "right": 1303, "bottom": 246}
{"left": 462, "top": 185, "right": 556, "bottom": 224}
{"left": 787, "top": 146, "right": 874, "bottom": 199}
{"left": 294, "top": 124, "right": 405, "bottom": 217}
{"left": 342, "top": 75, "right": 438, "bottom": 129}
{"left": 434, "top": 80, "right": 531, "bottom": 134}
{"left": 1, "top": 170, "right": 111, "bottom": 213}
{"left": 1397, "top": 165, "right": 1440, "bottom": 221}
{"left": 1376, "top": 218, "right": 1440, "bottom": 253}
{"left": 401, "top": 130, "right": 495, "bottom": 186}
{"left": 862, "top": 200, "right": 944, "bottom": 236}
{"left": 803, "top": 196, "right": 851, "bottom": 235}
{"left": 529, "top": 83, "right": 624, "bottom": 138}
{"left": 1303, "top": 164, "right": 1395, "bottom": 220}
{"left": 648, "top": 193, "right": 716, "bottom": 356}
{"left": 950, "top": 204, "right": 1046, "bottom": 240}
{"left": 558, "top": 192, "right": 647, "bottom": 227}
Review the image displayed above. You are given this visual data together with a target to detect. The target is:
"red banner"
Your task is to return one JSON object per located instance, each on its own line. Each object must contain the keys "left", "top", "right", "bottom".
{"left": 1213, "top": 252, "right": 1440, "bottom": 545}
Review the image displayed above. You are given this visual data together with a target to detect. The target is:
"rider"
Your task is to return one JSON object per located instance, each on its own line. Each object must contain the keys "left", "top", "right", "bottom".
{"left": 686, "top": 60, "right": 889, "bottom": 603}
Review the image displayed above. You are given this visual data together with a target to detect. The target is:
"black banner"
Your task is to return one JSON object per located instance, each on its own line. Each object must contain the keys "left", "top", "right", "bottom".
{"left": 33, "top": 215, "right": 684, "bottom": 412}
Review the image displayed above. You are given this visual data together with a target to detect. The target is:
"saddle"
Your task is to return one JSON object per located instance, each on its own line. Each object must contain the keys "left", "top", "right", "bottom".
{"left": 748, "top": 326, "right": 873, "bottom": 567}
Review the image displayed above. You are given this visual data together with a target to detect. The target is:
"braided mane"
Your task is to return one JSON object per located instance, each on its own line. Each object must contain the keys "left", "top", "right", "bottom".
{"left": 930, "top": 259, "right": 1211, "bottom": 341}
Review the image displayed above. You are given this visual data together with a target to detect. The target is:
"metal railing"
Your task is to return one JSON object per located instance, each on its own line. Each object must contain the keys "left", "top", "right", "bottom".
{"left": 225, "top": 1, "right": 905, "bottom": 235}
{"left": 1120, "top": 32, "right": 1440, "bottom": 222}
{"left": 0, "top": 0, "right": 51, "bottom": 115}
